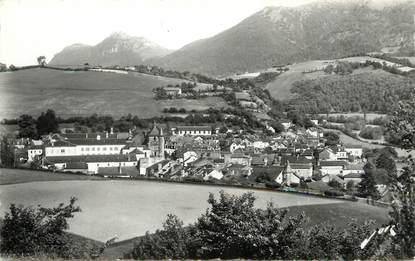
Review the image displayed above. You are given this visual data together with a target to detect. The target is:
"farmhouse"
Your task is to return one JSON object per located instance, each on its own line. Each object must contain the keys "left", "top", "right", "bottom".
{"left": 27, "top": 145, "right": 43, "bottom": 162}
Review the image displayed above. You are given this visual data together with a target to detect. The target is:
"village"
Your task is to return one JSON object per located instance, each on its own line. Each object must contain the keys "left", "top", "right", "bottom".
{"left": 5, "top": 116, "right": 381, "bottom": 199}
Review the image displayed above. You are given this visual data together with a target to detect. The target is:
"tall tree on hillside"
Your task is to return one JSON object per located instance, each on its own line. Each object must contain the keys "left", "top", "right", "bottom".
{"left": 36, "top": 109, "right": 59, "bottom": 136}
{"left": 357, "top": 162, "right": 380, "bottom": 200}
{"left": 0, "top": 136, "right": 15, "bottom": 167}
{"left": 17, "top": 114, "right": 37, "bottom": 139}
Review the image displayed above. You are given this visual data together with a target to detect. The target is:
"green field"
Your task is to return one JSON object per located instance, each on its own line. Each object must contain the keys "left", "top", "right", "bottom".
{"left": 0, "top": 69, "right": 228, "bottom": 119}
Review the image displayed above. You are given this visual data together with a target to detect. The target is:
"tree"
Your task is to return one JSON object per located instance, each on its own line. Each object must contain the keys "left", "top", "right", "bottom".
{"left": 130, "top": 214, "right": 189, "bottom": 259}
{"left": 36, "top": 109, "right": 59, "bottom": 136}
{"left": 324, "top": 132, "right": 340, "bottom": 146}
{"left": 0, "top": 197, "right": 92, "bottom": 258}
{"left": 388, "top": 167, "right": 415, "bottom": 258}
{"left": 17, "top": 114, "right": 37, "bottom": 139}
{"left": 357, "top": 162, "right": 380, "bottom": 199}
{"left": 0, "top": 136, "right": 15, "bottom": 167}
{"left": 376, "top": 152, "right": 397, "bottom": 177}
{"left": 37, "top": 56, "right": 46, "bottom": 67}
{"left": 386, "top": 99, "right": 415, "bottom": 257}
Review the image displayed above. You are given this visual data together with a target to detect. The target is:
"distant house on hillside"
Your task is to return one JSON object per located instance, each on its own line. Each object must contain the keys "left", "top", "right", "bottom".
{"left": 171, "top": 126, "right": 212, "bottom": 136}
{"left": 234, "top": 92, "right": 251, "bottom": 101}
{"left": 163, "top": 86, "right": 182, "bottom": 96}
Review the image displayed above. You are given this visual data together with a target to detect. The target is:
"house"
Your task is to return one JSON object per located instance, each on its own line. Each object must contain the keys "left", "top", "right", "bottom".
{"left": 182, "top": 150, "right": 199, "bottom": 166}
{"left": 319, "top": 160, "right": 347, "bottom": 175}
{"left": 343, "top": 172, "right": 363, "bottom": 186}
{"left": 281, "top": 120, "right": 292, "bottom": 130}
{"left": 229, "top": 142, "right": 245, "bottom": 153}
{"left": 252, "top": 166, "right": 284, "bottom": 183}
{"left": 97, "top": 166, "right": 139, "bottom": 178}
{"left": 44, "top": 133, "right": 128, "bottom": 157}
{"left": 321, "top": 174, "right": 345, "bottom": 186}
{"left": 344, "top": 145, "right": 363, "bottom": 158}
{"left": 318, "top": 148, "right": 337, "bottom": 161}
{"left": 333, "top": 147, "right": 348, "bottom": 161}
{"left": 306, "top": 128, "right": 322, "bottom": 138}
{"left": 289, "top": 163, "right": 313, "bottom": 180}
{"left": 275, "top": 167, "right": 301, "bottom": 186}
{"left": 301, "top": 149, "right": 314, "bottom": 160}
{"left": 171, "top": 126, "right": 212, "bottom": 136}
{"left": 251, "top": 154, "right": 276, "bottom": 167}
{"left": 342, "top": 163, "right": 365, "bottom": 176}
{"left": 234, "top": 92, "right": 251, "bottom": 101}
{"left": 45, "top": 154, "right": 138, "bottom": 174}
{"left": 63, "top": 162, "right": 88, "bottom": 174}
{"left": 27, "top": 145, "right": 43, "bottom": 162}
{"left": 225, "top": 163, "right": 252, "bottom": 177}
{"left": 163, "top": 86, "right": 182, "bottom": 96}
{"left": 228, "top": 153, "right": 251, "bottom": 166}
{"left": 203, "top": 169, "right": 224, "bottom": 180}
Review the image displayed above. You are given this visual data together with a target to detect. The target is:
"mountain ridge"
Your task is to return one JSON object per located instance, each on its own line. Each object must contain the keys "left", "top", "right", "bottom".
{"left": 49, "top": 32, "right": 172, "bottom": 66}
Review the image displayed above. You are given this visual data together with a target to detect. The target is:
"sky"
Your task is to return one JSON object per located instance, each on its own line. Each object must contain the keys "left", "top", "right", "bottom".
{"left": 0, "top": 0, "right": 320, "bottom": 66}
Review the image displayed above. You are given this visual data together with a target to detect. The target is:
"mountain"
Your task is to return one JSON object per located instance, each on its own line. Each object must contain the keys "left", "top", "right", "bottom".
{"left": 49, "top": 32, "right": 172, "bottom": 66}
{"left": 153, "top": 1, "right": 415, "bottom": 76}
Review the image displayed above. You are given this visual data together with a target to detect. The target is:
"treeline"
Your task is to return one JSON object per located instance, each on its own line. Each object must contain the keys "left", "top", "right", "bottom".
{"left": 290, "top": 72, "right": 415, "bottom": 114}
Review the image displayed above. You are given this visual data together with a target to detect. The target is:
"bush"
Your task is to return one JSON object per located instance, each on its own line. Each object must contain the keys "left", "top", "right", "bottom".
{"left": 324, "top": 190, "right": 344, "bottom": 197}
{"left": 359, "top": 126, "right": 383, "bottom": 140}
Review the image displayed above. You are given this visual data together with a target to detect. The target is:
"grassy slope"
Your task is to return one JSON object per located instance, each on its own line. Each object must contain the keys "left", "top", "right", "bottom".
{"left": 0, "top": 68, "right": 228, "bottom": 119}
{"left": 265, "top": 57, "right": 395, "bottom": 101}
{"left": 0, "top": 168, "right": 103, "bottom": 185}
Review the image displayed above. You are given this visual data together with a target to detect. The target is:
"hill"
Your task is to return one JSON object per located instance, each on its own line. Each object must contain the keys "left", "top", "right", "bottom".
{"left": 0, "top": 68, "right": 228, "bottom": 119}
{"left": 287, "top": 70, "right": 415, "bottom": 114}
{"left": 49, "top": 32, "right": 172, "bottom": 66}
{"left": 153, "top": 1, "right": 415, "bottom": 76}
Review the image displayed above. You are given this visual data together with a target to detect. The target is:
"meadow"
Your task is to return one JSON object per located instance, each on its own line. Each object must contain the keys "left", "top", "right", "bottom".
{"left": 1, "top": 178, "right": 344, "bottom": 242}
{"left": 0, "top": 69, "right": 228, "bottom": 119}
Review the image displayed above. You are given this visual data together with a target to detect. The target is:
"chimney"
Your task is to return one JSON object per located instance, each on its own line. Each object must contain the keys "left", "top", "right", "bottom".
{"left": 110, "top": 127, "right": 114, "bottom": 135}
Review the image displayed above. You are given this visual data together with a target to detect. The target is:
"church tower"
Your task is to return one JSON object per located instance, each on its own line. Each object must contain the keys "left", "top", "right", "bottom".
{"left": 159, "top": 127, "right": 165, "bottom": 157}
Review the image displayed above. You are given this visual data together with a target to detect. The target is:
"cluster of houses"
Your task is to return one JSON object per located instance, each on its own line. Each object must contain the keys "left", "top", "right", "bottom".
{"left": 10, "top": 121, "right": 367, "bottom": 193}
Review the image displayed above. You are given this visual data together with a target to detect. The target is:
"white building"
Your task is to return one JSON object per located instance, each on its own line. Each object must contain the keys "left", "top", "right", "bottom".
{"left": 27, "top": 145, "right": 43, "bottom": 162}
{"left": 171, "top": 126, "right": 212, "bottom": 136}
{"left": 320, "top": 161, "right": 347, "bottom": 175}
{"left": 344, "top": 145, "right": 363, "bottom": 158}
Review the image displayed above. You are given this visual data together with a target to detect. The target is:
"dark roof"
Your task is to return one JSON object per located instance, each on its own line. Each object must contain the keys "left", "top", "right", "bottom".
{"left": 67, "top": 138, "right": 127, "bottom": 146}
{"left": 320, "top": 161, "right": 347, "bottom": 167}
{"left": 343, "top": 173, "right": 363, "bottom": 178}
{"left": 290, "top": 163, "right": 312, "bottom": 169}
{"left": 28, "top": 145, "right": 43, "bottom": 150}
{"left": 45, "top": 155, "right": 136, "bottom": 164}
{"left": 65, "top": 162, "right": 88, "bottom": 170}
{"left": 252, "top": 166, "right": 284, "bottom": 178}
{"left": 61, "top": 132, "right": 119, "bottom": 139}
{"left": 47, "top": 140, "right": 76, "bottom": 147}
{"left": 98, "top": 166, "right": 138, "bottom": 176}
{"left": 280, "top": 155, "right": 312, "bottom": 165}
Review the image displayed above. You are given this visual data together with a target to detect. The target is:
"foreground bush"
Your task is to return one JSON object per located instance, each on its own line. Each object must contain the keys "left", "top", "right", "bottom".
{"left": 128, "top": 191, "right": 379, "bottom": 260}
{"left": 0, "top": 197, "right": 100, "bottom": 259}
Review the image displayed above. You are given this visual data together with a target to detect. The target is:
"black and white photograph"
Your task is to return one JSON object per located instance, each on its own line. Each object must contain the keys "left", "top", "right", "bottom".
{"left": 0, "top": 0, "right": 414, "bottom": 259}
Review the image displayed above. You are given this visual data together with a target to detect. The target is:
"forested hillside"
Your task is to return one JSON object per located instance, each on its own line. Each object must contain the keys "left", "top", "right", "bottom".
{"left": 289, "top": 71, "right": 415, "bottom": 114}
